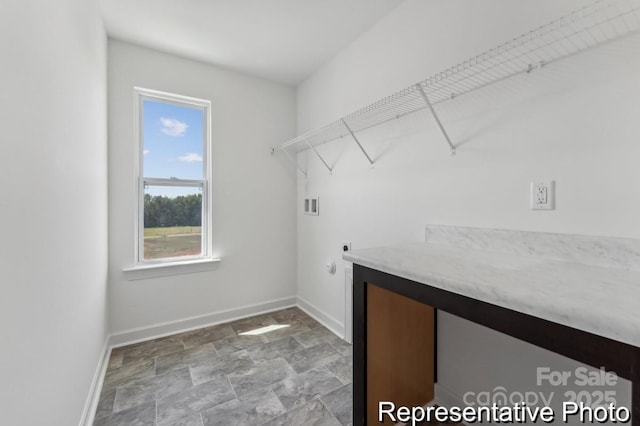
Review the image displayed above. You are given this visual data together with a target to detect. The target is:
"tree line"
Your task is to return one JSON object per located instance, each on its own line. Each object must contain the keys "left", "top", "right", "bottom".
{"left": 144, "top": 193, "right": 202, "bottom": 228}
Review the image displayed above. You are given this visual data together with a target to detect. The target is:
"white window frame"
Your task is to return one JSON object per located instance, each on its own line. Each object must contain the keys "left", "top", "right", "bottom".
{"left": 133, "top": 87, "right": 213, "bottom": 265}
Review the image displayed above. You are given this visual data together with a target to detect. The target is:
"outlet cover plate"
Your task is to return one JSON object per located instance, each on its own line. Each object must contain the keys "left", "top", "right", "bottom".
{"left": 530, "top": 181, "right": 555, "bottom": 210}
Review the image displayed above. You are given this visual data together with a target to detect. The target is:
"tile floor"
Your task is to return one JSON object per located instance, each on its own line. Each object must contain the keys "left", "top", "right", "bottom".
{"left": 93, "top": 307, "right": 353, "bottom": 426}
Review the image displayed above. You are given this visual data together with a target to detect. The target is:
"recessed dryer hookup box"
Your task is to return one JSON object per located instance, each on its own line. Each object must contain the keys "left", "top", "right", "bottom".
{"left": 304, "top": 197, "right": 319, "bottom": 216}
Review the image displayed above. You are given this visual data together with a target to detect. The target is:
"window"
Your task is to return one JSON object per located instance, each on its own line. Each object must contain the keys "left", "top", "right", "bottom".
{"left": 135, "top": 88, "right": 211, "bottom": 264}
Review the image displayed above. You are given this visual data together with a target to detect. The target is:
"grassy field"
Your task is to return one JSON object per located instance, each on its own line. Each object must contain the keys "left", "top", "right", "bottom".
{"left": 144, "top": 226, "right": 201, "bottom": 237}
{"left": 144, "top": 226, "right": 202, "bottom": 259}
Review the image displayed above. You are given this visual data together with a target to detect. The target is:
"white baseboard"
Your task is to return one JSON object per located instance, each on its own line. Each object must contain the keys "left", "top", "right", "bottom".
{"left": 109, "top": 296, "right": 297, "bottom": 347}
{"left": 82, "top": 295, "right": 312, "bottom": 424}
{"left": 297, "top": 296, "right": 345, "bottom": 338}
{"left": 79, "top": 336, "right": 111, "bottom": 426}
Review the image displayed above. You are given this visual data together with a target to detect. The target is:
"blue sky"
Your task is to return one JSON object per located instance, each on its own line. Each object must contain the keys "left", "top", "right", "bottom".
{"left": 143, "top": 100, "right": 205, "bottom": 197}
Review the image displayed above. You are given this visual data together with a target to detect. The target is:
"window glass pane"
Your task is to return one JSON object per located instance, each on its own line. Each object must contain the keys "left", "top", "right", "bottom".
{"left": 142, "top": 99, "right": 204, "bottom": 179}
{"left": 143, "top": 185, "right": 202, "bottom": 260}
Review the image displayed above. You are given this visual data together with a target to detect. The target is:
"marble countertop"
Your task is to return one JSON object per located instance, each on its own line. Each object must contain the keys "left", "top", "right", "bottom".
{"left": 343, "top": 226, "right": 640, "bottom": 348}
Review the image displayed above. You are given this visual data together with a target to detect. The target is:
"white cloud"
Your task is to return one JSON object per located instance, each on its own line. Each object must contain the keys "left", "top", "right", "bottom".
{"left": 143, "top": 149, "right": 150, "bottom": 155}
{"left": 178, "top": 152, "right": 203, "bottom": 162}
{"left": 160, "top": 118, "right": 188, "bottom": 137}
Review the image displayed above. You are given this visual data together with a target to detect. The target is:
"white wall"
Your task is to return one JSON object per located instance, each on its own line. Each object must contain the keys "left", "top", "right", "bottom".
{"left": 108, "top": 40, "right": 297, "bottom": 336}
{"left": 297, "top": 0, "right": 637, "bottom": 417}
{"left": 0, "top": 1, "right": 108, "bottom": 425}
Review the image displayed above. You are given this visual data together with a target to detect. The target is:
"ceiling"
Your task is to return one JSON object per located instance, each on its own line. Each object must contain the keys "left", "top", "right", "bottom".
{"left": 99, "top": 0, "right": 404, "bottom": 86}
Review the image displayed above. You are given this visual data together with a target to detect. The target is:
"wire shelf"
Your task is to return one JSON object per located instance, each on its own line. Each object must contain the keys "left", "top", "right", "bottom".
{"left": 273, "top": 0, "right": 640, "bottom": 172}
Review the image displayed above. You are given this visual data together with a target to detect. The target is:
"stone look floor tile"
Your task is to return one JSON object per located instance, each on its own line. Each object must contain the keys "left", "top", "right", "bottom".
{"left": 261, "top": 399, "right": 341, "bottom": 426}
{"left": 271, "top": 307, "right": 306, "bottom": 321}
{"left": 247, "top": 336, "right": 304, "bottom": 362}
{"left": 155, "top": 343, "right": 217, "bottom": 375}
{"left": 325, "top": 355, "right": 352, "bottom": 385}
{"left": 93, "top": 400, "right": 156, "bottom": 426}
{"left": 121, "top": 336, "right": 185, "bottom": 365}
{"left": 189, "top": 349, "right": 255, "bottom": 386}
{"left": 326, "top": 334, "right": 352, "bottom": 356}
{"left": 156, "top": 376, "right": 236, "bottom": 425}
{"left": 200, "top": 389, "right": 286, "bottom": 426}
{"left": 294, "top": 326, "right": 338, "bottom": 348}
{"left": 213, "top": 334, "right": 267, "bottom": 356}
{"left": 94, "top": 387, "right": 116, "bottom": 420}
{"left": 227, "top": 358, "right": 296, "bottom": 397}
{"left": 321, "top": 384, "right": 353, "bottom": 425}
{"left": 114, "top": 368, "right": 193, "bottom": 413}
{"left": 113, "top": 386, "right": 152, "bottom": 415}
{"left": 296, "top": 315, "right": 323, "bottom": 329}
{"left": 165, "top": 413, "right": 204, "bottom": 426}
{"left": 103, "top": 358, "right": 155, "bottom": 390}
{"left": 284, "top": 342, "right": 341, "bottom": 374}
{"left": 93, "top": 308, "right": 353, "bottom": 426}
{"left": 272, "top": 308, "right": 322, "bottom": 329}
{"left": 272, "top": 368, "right": 343, "bottom": 410}
{"left": 226, "top": 313, "right": 278, "bottom": 334}
{"left": 261, "top": 321, "right": 312, "bottom": 343}
{"left": 182, "top": 325, "right": 236, "bottom": 349}
{"left": 107, "top": 350, "right": 124, "bottom": 371}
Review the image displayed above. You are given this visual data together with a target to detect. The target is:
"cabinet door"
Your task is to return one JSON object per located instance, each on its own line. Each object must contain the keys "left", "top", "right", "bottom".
{"left": 367, "top": 283, "right": 435, "bottom": 425}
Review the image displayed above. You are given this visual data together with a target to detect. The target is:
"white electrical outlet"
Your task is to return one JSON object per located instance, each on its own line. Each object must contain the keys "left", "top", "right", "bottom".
{"left": 530, "top": 181, "right": 555, "bottom": 210}
{"left": 340, "top": 241, "right": 352, "bottom": 253}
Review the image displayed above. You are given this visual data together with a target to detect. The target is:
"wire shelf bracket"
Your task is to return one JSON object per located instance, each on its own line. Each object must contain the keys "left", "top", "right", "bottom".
{"left": 282, "top": 147, "right": 307, "bottom": 177}
{"left": 305, "top": 136, "right": 333, "bottom": 174}
{"left": 415, "top": 83, "right": 456, "bottom": 156}
{"left": 341, "top": 118, "right": 375, "bottom": 166}
{"left": 272, "top": 0, "right": 640, "bottom": 175}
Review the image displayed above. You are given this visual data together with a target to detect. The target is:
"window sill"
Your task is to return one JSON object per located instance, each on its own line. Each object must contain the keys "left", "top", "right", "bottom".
{"left": 123, "top": 258, "right": 222, "bottom": 281}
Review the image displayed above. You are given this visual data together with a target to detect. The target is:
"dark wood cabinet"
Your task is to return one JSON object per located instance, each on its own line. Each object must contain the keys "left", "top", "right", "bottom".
{"left": 353, "top": 264, "right": 640, "bottom": 426}
{"left": 366, "top": 283, "right": 435, "bottom": 424}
